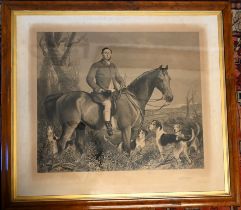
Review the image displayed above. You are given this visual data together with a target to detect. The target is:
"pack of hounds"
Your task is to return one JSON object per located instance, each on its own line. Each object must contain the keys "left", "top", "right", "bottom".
{"left": 47, "top": 120, "right": 201, "bottom": 165}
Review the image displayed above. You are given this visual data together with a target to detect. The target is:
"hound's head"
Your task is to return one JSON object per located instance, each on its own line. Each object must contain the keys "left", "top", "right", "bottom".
{"left": 138, "top": 128, "right": 148, "bottom": 139}
{"left": 173, "top": 124, "right": 183, "bottom": 133}
{"left": 47, "top": 126, "right": 54, "bottom": 137}
{"left": 47, "top": 126, "right": 58, "bottom": 141}
{"left": 149, "top": 120, "right": 162, "bottom": 131}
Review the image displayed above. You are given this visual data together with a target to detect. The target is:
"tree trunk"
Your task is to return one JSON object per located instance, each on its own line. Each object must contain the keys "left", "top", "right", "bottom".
{"left": 43, "top": 32, "right": 77, "bottom": 92}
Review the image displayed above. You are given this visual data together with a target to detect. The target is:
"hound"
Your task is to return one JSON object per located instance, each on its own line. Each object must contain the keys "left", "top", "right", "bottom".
{"left": 47, "top": 126, "right": 59, "bottom": 156}
{"left": 116, "top": 128, "right": 148, "bottom": 152}
{"left": 149, "top": 120, "right": 196, "bottom": 164}
{"left": 173, "top": 123, "right": 201, "bottom": 154}
{"left": 135, "top": 128, "right": 148, "bottom": 150}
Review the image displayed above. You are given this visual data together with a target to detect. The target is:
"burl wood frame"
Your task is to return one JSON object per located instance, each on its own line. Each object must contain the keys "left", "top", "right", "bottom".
{"left": 1, "top": 0, "right": 240, "bottom": 209}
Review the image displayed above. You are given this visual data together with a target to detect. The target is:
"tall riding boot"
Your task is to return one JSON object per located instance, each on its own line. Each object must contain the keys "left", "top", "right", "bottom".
{"left": 105, "top": 121, "right": 113, "bottom": 136}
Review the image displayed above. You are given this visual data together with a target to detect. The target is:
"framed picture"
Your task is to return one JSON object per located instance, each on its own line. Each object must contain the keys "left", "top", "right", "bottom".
{"left": 1, "top": 1, "right": 240, "bottom": 209}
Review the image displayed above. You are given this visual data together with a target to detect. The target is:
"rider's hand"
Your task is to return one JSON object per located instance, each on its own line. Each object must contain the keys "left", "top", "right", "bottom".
{"left": 94, "top": 87, "right": 104, "bottom": 93}
{"left": 98, "top": 88, "right": 105, "bottom": 93}
{"left": 120, "top": 84, "right": 126, "bottom": 89}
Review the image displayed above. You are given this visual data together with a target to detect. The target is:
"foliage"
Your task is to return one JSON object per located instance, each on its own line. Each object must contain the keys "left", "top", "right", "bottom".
{"left": 37, "top": 105, "right": 204, "bottom": 172}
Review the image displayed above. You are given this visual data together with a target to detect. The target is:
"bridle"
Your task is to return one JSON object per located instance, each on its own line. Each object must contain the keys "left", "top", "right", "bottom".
{"left": 144, "top": 66, "right": 172, "bottom": 112}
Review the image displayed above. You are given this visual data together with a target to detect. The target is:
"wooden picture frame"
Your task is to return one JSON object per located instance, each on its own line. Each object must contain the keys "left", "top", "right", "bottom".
{"left": 1, "top": 1, "right": 240, "bottom": 209}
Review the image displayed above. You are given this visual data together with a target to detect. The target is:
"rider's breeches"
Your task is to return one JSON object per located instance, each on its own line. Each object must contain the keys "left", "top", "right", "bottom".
{"left": 102, "top": 99, "right": 111, "bottom": 121}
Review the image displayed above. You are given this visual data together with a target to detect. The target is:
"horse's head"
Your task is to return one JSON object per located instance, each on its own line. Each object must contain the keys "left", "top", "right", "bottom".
{"left": 155, "top": 65, "right": 173, "bottom": 102}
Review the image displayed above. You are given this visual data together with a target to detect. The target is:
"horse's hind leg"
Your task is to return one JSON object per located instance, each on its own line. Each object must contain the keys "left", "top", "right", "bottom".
{"left": 58, "top": 121, "right": 78, "bottom": 154}
{"left": 75, "top": 123, "right": 86, "bottom": 154}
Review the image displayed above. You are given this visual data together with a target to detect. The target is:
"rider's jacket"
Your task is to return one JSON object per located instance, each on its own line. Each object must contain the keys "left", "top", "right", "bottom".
{"left": 86, "top": 59, "right": 125, "bottom": 92}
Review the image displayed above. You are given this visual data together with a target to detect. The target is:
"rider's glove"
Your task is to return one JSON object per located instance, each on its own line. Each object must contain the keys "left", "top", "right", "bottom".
{"left": 94, "top": 87, "right": 104, "bottom": 93}
{"left": 120, "top": 84, "right": 126, "bottom": 89}
{"left": 98, "top": 88, "right": 105, "bottom": 93}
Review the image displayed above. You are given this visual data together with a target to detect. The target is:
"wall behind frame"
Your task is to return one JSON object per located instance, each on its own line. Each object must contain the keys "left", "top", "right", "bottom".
{"left": 0, "top": 1, "right": 240, "bottom": 209}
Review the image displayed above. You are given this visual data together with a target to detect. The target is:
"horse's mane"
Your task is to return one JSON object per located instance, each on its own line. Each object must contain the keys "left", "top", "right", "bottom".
{"left": 127, "top": 68, "right": 159, "bottom": 89}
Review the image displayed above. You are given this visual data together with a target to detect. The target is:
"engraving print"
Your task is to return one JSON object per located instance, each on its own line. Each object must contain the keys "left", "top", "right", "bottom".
{"left": 37, "top": 32, "right": 204, "bottom": 172}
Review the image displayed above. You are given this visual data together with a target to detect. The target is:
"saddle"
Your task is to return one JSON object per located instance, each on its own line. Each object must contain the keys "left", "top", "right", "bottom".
{"left": 90, "top": 88, "right": 143, "bottom": 117}
{"left": 89, "top": 89, "right": 122, "bottom": 115}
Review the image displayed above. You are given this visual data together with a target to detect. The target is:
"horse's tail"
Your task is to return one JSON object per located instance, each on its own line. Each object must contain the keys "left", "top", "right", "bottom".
{"left": 44, "top": 93, "right": 64, "bottom": 120}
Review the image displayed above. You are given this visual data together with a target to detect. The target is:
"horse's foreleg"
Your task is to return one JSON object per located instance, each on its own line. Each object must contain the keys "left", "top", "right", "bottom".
{"left": 58, "top": 121, "right": 78, "bottom": 154}
{"left": 121, "top": 126, "right": 132, "bottom": 154}
{"left": 75, "top": 123, "right": 86, "bottom": 154}
{"left": 131, "top": 128, "right": 139, "bottom": 141}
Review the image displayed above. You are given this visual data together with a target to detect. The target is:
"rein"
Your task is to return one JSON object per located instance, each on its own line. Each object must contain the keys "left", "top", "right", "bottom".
{"left": 118, "top": 88, "right": 170, "bottom": 117}
{"left": 145, "top": 99, "right": 171, "bottom": 112}
{"left": 148, "top": 97, "right": 164, "bottom": 102}
{"left": 130, "top": 95, "right": 170, "bottom": 112}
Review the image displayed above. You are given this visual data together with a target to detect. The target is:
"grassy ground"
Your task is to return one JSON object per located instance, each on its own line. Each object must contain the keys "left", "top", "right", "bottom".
{"left": 37, "top": 105, "right": 204, "bottom": 173}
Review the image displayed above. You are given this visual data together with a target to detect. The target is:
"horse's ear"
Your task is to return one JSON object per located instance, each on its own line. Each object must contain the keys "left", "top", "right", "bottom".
{"left": 165, "top": 65, "right": 168, "bottom": 70}
{"left": 159, "top": 65, "right": 163, "bottom": 70}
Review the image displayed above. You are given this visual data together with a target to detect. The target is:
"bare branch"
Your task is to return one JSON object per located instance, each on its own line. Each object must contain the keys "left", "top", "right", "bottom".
{"left": 65, "top": 33, "right": 87, "bottom": 46}
{"left": 53, "top": 32, "right": 63, "bottom": 46}
{"left": 61, "top": 32, "right": 78, "bottom": 65}
{"left": 39, "top": 35, "right": 47, "bottom": 56}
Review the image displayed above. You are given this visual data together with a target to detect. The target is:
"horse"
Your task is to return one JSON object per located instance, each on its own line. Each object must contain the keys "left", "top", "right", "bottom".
{"left": 44, "top": 65, "right": 173, "bottom": 155}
